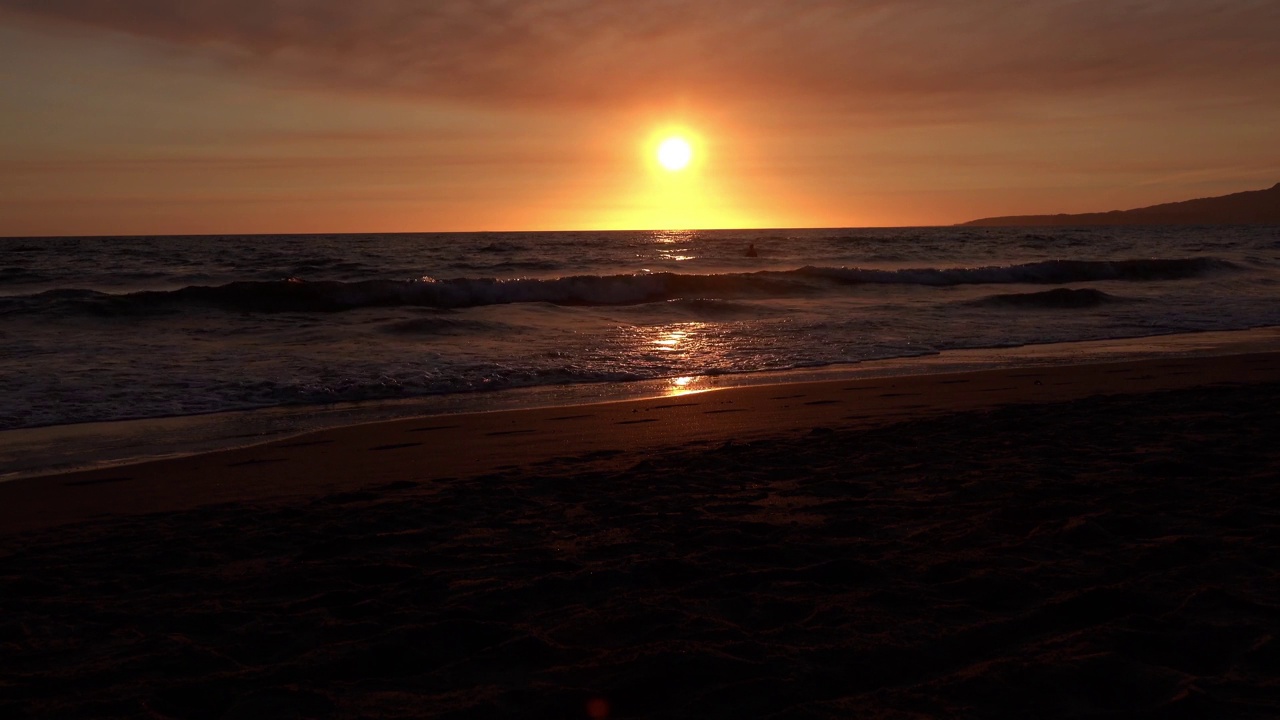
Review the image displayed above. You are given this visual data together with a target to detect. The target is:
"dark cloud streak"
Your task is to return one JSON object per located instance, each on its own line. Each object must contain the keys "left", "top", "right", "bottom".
{"left": 3, "top": 0, "right": 1277, "bottom": 115}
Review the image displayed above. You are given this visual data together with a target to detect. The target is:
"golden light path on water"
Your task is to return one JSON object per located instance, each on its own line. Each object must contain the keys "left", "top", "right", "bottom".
{"left": 653, "top": 329, "right": 688, "bottom": 350}
{"left": 643, "top": 325, "right": 720, "bottom": 396}
{"left": 636, "top": 233, "right": 748, "bottom": 397}
{"left": 649, "top": 229, "right": 698, "bottom": 262}
{"left": 667, "top": 375, "right": 703, "bottom": 396}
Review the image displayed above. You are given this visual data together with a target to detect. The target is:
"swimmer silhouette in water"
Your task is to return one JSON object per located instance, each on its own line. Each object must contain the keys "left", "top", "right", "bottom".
{"left": 745, "top": 243, "right": 758, "bottom": 258}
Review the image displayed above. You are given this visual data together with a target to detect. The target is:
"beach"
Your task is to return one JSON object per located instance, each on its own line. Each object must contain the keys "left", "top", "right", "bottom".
{"left": 4, "top": 351, "right": 1280, "bottom": 718}
{"left": 7, "top": 3, "right": 1279, "bottom": 717}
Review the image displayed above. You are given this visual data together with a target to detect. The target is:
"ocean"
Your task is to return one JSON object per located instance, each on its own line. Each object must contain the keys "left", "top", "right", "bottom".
{"left": 2, "top": 226, "right": 1278, "bottom": 477}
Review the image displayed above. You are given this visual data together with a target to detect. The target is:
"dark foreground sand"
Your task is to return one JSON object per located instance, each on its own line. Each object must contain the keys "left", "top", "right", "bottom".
{"left": 3, "top": 356, "right": 1280, "bottom": 718}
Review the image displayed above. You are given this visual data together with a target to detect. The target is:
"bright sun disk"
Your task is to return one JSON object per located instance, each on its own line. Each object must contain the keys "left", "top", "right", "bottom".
{"left": 657, "top": 137, "right": 693, "bottom": 171}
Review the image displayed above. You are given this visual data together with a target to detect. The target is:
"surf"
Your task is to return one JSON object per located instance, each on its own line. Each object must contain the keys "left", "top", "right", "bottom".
{"left": 0, "top": 257, "right": 1236, "bottom": 316}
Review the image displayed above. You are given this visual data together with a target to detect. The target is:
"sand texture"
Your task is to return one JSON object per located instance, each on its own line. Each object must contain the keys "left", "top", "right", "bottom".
{"left": 3, "top": 356, "right": 1280, "bottom": 718}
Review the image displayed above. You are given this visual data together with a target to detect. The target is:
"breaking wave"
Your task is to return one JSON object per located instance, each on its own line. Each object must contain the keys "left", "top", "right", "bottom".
{"left": 0, "top": 257, "right": 1233, "bottom": 316}
{"left": 970, "top": 288, "right": 1124, "bottom": 309}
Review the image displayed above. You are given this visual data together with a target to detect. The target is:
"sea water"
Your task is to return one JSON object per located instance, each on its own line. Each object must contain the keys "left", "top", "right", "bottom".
{"left": 2, "top": 226, "right": 1278, "bottom": 476}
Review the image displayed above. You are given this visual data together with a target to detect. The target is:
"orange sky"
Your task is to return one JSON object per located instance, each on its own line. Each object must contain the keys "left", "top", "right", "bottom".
{"left": 1, "top": 1, "right": 1278, "bottom": 236}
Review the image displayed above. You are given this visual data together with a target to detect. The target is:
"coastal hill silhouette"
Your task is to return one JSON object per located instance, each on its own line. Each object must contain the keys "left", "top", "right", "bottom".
{"left": 963, "top": 182, "right": 1280, "bottom": 226}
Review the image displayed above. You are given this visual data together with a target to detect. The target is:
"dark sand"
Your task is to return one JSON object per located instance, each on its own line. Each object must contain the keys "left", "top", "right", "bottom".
{"left": 3, "top": 355, "right": 1280, "bottom": 718}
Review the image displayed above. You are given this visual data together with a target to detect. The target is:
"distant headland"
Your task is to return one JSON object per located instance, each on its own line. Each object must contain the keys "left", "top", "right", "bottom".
{"left": 962, "top": 182, "right": 1280, "bottom": 227}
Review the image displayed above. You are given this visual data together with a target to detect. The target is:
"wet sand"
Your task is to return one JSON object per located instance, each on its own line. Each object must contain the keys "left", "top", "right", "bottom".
{"left": 3, "top": 353, "right": 1280, "bottom": 718}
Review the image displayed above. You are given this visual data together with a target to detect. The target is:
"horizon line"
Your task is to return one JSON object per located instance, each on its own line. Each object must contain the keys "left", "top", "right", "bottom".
{"left": 0, "top": 224, "right": 960, "bottom": 240}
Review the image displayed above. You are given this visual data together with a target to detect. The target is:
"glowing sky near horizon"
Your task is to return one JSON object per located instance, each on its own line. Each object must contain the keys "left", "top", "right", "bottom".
{"left": 1, "top": 1, "right": 1278, "bottom": 236}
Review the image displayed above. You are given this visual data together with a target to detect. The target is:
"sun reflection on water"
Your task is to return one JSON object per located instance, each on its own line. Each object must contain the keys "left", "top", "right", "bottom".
{"left": 653, "top": 330, "right": 688, "bottom": 350}
{"left": 651, "top": 230, "right": 696, "bottom": 245}
{"left": 649, "top": 230, "right": 698, "bottom": 263}
{"left": 631, "top": 322, "right": 720, "bottom": 396}
{"left": 667, "top": 375, "right": 708, "bottom": 396}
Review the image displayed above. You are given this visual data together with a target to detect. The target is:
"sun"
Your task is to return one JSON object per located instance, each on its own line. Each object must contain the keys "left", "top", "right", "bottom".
{"left": 657, "top": 136, "right": 693, "bottom": 172}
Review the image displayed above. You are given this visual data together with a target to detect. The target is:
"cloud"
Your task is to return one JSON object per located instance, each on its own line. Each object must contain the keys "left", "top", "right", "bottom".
{"left": 2, "top": 0, "right": 1278, "bottom": 116}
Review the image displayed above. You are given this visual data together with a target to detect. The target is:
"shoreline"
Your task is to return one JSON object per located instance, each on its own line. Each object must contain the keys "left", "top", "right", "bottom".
{"left": 5, "top": 348, "right": 1280, "bottom": 717}
{"left": 3, "top": 340, "right": 1280, "bottom": 535}
{"left": 5, "top": 325, "right": 1280, "bottom": 484}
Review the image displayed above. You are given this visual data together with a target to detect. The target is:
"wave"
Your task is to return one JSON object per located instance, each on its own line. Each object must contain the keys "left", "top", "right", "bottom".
{"left": 607, "top": 297, "right": 779, "bottom": 321}
{"left": 0, "top": 266, "right": 48, "bottom": 284}
{"left": 0, "top": 257, "right": 1233, "bottom": 316}
{"left": 378, "top": 315, "right": 507, "bottom": 336}
{"left": 795, "top": 257, "right": 1231, "bottom": 286}
{"left": 969, "top": 288, "right": 1124, "bottom": 309}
